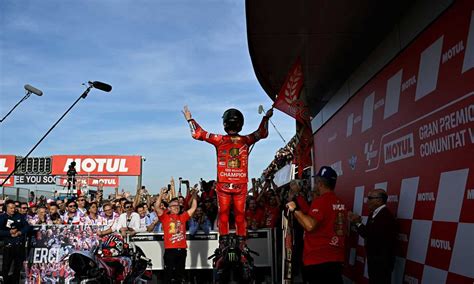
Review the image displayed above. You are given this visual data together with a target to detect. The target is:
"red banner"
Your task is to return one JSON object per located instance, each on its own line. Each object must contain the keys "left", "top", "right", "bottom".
{"left": 57, "top": 176, "right": 120, "bottom": 187}
{"left": 313, "top": 1, "right": 473, "bottom": 283}
{"left": 51, "top": 155, "right": 141, "bottom": 176}
{"left": 273, "top": 58, "right": 309, "bottom": 124}
{"left": 0, "top": 155, "right": 16, "bottom": 175}
{"left": 295, "top": 125, "right": 313, "bottom": 177}
{"left": 0, "top": 176, "right": 14, "bottom": 187}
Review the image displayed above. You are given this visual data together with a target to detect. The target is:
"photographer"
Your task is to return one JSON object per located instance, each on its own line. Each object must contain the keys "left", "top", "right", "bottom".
{"left": 133, "top": 185, "right": 150, "bottom": 209}
{"left": 0, "top": 200, "right": 30, "bottom": 283}
{"left": 66, "top": 161, "right": 77, "bottom": 190}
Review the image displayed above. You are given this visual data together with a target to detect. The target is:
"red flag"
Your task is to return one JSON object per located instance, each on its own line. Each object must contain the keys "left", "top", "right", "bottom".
{"left": 294, "top": 125, "right": 313, "bottom": 177}
{"left": 273, "top": 58, "right": 309, "bottom": 125}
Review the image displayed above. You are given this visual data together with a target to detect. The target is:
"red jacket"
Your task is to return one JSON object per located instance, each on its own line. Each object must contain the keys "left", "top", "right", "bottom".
{"left": 188, "top": 117, "right": 269, "bottom": 184}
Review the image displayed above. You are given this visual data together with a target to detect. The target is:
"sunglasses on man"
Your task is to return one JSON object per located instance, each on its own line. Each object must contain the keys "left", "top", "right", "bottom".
{"left": 367, "top": 196, "right": 383, "bottom": 200}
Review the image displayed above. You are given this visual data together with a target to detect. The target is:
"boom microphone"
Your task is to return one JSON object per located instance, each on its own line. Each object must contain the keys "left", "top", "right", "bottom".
{"left": 89, "top": 81, "right": 112, "bottom": 92}
{"left": 24, "top": 84, "right": 43, "bottom": 96}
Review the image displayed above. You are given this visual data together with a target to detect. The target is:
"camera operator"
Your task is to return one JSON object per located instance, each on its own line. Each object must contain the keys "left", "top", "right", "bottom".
{"left": 0, "top": 200, "right": 30, "bottom": 283}
{"left": 66, "top": 161, "right": 77, "bottom": 190}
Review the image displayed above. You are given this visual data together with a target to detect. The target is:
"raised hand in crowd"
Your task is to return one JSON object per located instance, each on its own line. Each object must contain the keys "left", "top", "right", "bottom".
{"left": 155, "top": 187, "right": 169, "bottom": 217}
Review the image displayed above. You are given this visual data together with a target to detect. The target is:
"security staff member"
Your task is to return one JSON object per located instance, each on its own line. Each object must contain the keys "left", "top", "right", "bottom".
{"left": 0, "top": 200, "right": 30, "bottom": 283}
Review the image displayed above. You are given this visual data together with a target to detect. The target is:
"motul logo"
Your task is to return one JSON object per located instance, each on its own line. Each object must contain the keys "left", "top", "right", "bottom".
{"left": 63, "top": 158, "right": 129, "bottom": 173}
{"left": 0, "top": 155, "right": 15, "bottom": 175}
{"left": 0, "top": 159, "right": 9, "bottom": 172}
{"left": 430, "top": 238, "right": 452, "bottom": 250}
{"left": 384, "top": 133, "right": 414, "bottom": 164}
{"left": 0, "top": 177, "right": 13, "bottom": 186}
{"left": 90, "top": 178, "right": 117, "bottom": 186}
{"left": 58, "top": 176, "right": 119, "bottom": 187}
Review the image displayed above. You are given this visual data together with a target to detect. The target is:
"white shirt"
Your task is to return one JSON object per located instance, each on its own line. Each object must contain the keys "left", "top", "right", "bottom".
{"left": 136, "top": 216, "right": 147, "bottom": 233}
{"left": 114, "top": 212, "right": 140, "bottom": 232}
{"left": 372, "top": 204, "right": 386, "bottom": 219}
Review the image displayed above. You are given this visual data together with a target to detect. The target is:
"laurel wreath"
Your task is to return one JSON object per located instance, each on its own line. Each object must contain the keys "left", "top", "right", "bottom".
{"left": 284, "top": 65, "right": 302, "bottom": 105}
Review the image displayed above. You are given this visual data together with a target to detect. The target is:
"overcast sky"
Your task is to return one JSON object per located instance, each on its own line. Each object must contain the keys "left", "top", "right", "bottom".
{"left": 0, "top": 0, "right": 295, "bottom": 195}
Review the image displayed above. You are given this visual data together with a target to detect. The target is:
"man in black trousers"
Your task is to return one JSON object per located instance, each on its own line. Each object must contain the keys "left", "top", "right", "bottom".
{"left": 0, "top": 200, "right": 30, "bottom": 283}
{"left": 349, "top": 189, "right": 397, "bottom": 284}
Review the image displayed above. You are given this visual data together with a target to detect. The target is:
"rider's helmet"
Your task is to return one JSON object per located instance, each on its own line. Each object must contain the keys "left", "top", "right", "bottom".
{"left": 222, "top": 108, "right": 244, "bottom": 134}
{"left": 99, "top": 234, "right": 127, "bottom": 257}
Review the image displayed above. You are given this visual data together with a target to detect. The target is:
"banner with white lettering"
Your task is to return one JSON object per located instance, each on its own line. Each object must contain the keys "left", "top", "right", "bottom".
{"left": 16, "top": 175, "right": 56, "bottom": 185}
{"left": 57, "top": 176, "right": 120, "bottom": 187}
{"left": 51, "top": 155, "right": 141, "bottom": 176}
{"left": 313, "top": 1, "right": 473, "bottom": 283}
{"left": 0, "top": 154, "right": 16, "bottom": 175}
{"left": 25, "top": 225, "right": 101, "bottom": 284}
{"left": 0, "top": 176, "right": 14, "bottom": 187}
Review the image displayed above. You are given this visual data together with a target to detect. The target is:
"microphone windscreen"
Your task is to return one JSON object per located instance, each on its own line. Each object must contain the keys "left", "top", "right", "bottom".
{"left": 24, "top": 84, "right": 43, "bottom": 96}
{"left": 91, "top": 81, "right": 112, "bottom": 92}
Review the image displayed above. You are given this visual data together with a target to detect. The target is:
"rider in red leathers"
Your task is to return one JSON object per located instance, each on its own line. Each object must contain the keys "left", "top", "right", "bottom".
{"left": 183, "top": 106, "right": 273, "bottom": 247}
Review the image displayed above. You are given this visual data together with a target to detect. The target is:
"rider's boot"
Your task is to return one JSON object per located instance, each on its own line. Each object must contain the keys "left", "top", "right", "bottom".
{"left": 237, "top": 235, "right": 247, "bottom": 252}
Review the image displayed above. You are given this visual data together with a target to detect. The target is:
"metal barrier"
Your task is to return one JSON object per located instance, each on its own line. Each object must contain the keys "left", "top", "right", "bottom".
{"left": 1, "top": 187, "right": 30, "bottom": 202}
{"left": 132, "top": 229, "right": 274, "bottom": 271}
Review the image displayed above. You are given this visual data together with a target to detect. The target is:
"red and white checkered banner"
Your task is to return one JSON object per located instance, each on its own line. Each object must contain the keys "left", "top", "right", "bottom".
{"left": 313, "top": 0, "right": 474, "bottom": 283}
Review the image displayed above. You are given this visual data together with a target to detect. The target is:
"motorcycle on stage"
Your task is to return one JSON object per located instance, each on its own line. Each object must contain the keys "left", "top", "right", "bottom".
{"left": 67, "top": 233, "right": 152, "bottom": 284}
{"left": 208, "top": 233, "right": 259, "bottom": 284}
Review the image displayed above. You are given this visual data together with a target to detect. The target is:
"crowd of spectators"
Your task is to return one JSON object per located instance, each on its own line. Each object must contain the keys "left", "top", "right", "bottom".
{"left": 262, "top": 135, "right": 297, "bottom": 178}
{"left": 0, "top": 175, "right": 305, "bottom": 239}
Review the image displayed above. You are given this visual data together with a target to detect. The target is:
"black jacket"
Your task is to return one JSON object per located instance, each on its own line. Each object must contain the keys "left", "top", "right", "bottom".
{"left": 357, "top": 206, "right": 397, "bottom": 263}
{"left": 0, "top": 212, "right": 30, "bottom": 245}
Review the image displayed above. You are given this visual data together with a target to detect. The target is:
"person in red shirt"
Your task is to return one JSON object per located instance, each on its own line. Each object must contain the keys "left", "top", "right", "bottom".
{"left": 183, "top": 105, "right": 272, "bottom": 247}
{"left": 156, "top": 187, "right": 198, "bottom": 283}
{"left": 245, "top": 197, "right": 264, "bottom": 230}
{"left": 286, "top": 166, "right": 347, "bottom": 284}
{"left": 200, "top": 179, "right": 217, "bottom": 202}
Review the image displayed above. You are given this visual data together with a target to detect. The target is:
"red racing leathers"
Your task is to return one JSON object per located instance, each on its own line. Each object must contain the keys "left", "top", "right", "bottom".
{"left": 187, "top": 117, "right": 269, "bottom": 236}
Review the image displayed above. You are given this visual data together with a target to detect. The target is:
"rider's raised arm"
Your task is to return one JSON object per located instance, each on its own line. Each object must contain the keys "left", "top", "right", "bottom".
{"left": 183, "top": 106, "right": 221, "bottom": 145}
{"left": 246, "top": 108, "right": 273, "bottom": 144}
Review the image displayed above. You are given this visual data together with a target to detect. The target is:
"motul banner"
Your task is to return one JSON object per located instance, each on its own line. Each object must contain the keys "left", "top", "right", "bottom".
{"left": 57, "top": 176, "right": 119, "bottom": 187}
{"left": 0, "top": 155, "right": 16, "bottom": 175}
{"left": 313, "top": 1, "right": 473, "bottom": 283}
{"left": 0, "top": 176, "right": 14, "bottom": 187}
{"left": 51, "top": 155, "right": 141, "bottom": 176}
